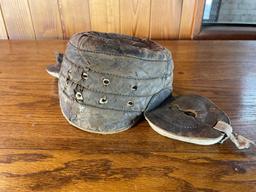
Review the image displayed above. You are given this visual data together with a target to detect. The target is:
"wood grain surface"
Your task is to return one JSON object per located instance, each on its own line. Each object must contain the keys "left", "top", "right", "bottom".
{"left": 0, "top": 40, "right": 256, "bottom": 192}
{"left": 120, "top": 0, "right": 151, "bottom": 38}
{"left": 179, "top": 0, "right": 197, "bottom": 39}
{"left": 28, "top": 0, "right": 63, "bottom": 40}
{"left": 0, "top": 0, "right": 204, "bottom": 40}
{"left": 0, "top": 8, "right": 7, "bottom": 39}
{"left": 150, "top": 0, "right": 182, "bottom": 39}
{"left": 0, "top": 0, "right": 35, "bottom": 39}
{"left": 89, "top": 0, "right": 120, "bottom": 33}
{"left": 58, "top": 0, "right": 91, "bottom": 39}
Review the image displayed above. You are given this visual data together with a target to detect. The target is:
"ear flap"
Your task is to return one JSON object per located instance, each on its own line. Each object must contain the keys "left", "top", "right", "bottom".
{"left": 144, "top": 88, "right": 172, "bottom": 112}
{"left": 46, "top": 53, "right": 63, "bottom": 79}
{"left": 144, "top": 95, "right": 255, "bottom": 149}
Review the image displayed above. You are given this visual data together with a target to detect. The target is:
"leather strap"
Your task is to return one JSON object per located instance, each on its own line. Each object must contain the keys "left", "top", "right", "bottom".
{"left": 213, "top": 121, "right": 255, "bottom": 149}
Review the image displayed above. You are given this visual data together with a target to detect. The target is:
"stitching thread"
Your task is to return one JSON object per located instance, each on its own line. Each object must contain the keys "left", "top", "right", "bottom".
{"left": 59, "top": 72, "right": 156, "bottom": 98}
{"left": 62, "top": 90, "right": 143, "bottom": 113}
{"left": 64, "top": 56, "right": 171, "bottom": 80}
{"left": 68, "top": 41, "right": 170, "bottom": 62}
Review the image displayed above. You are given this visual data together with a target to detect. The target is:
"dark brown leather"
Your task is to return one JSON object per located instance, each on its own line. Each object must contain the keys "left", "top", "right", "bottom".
{"left": 145, "top": 95, "right": 230, "bottom": 141}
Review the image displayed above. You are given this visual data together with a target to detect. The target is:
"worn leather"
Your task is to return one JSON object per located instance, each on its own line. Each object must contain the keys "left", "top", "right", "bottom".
{"left": 53, "top": 32, "right": 173, "bottom": 133}
{"left": 145, "top": 95, "right": 230, "bottom": 144}
{"left": 47, "top": 32, "right": 253, "bottom": 149}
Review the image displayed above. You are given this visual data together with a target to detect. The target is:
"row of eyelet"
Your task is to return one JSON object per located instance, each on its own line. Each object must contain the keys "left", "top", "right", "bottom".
{"left": 81, "top": 71, "right": 138, "bottom": 91}
{"left": 98, "top": 96, "right": 134, "bottom": 107}
{"left": 75, "top": 71, "right": 136, "bottom": 107}
{"left": 82, "top": 72, "right": 110, "bottom": 87}
{"left": 75, "top": 92, "right": 134, "bottom": 107}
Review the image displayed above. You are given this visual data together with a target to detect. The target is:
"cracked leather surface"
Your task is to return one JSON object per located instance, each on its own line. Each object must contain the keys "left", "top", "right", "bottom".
{"left": 144, "top": 95, "right": 230, "bottom": 140}
{"left": 56, "top": 31, "right": 173, "bottom": 133}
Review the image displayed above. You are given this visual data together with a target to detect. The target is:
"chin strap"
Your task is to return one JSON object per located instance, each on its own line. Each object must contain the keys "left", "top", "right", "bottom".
{"left": 213, "top": 121, "right": 255, "bottom": 149}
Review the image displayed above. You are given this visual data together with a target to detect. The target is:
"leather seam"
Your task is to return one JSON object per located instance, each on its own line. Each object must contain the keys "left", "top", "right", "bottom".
{"left": 64, "top": 55, "right": 171, "bottom": 80}
{"left": 59, "top": 72, "right": 158, "bottom": 98}
{"left": 62, "top": 90, "right": 143, "bottom": 113}
{"left": 68, "top": 41, "right": 170, "bottom": 62}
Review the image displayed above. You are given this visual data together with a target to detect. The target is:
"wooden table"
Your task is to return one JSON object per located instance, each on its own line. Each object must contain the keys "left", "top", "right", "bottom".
{"left": 0, "top": 40, "right": 255, "bottom": 192}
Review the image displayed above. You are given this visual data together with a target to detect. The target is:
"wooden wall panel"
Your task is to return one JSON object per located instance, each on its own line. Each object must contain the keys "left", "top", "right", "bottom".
{"left": 0, "top": 6, "right": 7, "bottom": 39}
{"left": 29, "top": 0, "right": 63, "bottom": 39}
{"left": 191, "top": 0, "right": 205, "bottom": 38}
{"left": 89, "top": 0, "right": 120, "bottom": 33}
{"left": 150, "top": 0, "right": 183, "bottom": 39}
{"left": 120, "top": 0, "right": 150, "bottom": 38}
{"left": 59, "top": 0, "right": 91, "bottom": 39}
{"left": 179, "top": 0, "right": 197, "bottom": 39}
{"left": 0, "top": 0, "right": 205, "bottom": 40}
{"left": 0, "top": 0, "right": 35, "bottom": 39}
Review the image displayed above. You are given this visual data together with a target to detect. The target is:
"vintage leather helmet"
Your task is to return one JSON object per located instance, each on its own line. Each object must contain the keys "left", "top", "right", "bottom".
{"left": 47, "top": 31, "right": 173, "bottom": 134}
{"left": 47, "top": 31, "right": 254, "bottom": 149}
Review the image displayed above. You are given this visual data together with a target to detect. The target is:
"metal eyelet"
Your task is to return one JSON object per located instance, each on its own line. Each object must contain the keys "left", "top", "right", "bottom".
{"left": 131, "top": 85, "right": 137, "bottom": 91}
{"left": 81, "top": 72, "right": 88, "bottom": 80}
{"left": 102, "top": 78, "right": 110, "bottom": 86}
{"left": 99, "top": 97, "right": 108, "bottom": 104}
{"left": 127, "top": 101, "right": 134, "bottom": 107}
{"left": 75, "top": 91, "right": 83, "bottom": 101}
